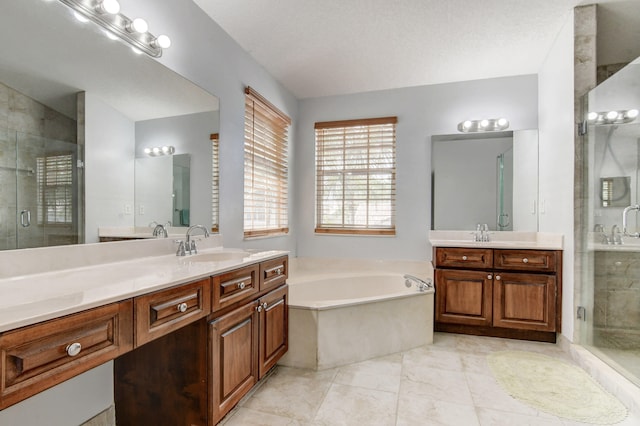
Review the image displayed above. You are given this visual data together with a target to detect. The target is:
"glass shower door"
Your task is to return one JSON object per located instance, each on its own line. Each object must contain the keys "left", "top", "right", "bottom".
{"left": 580, "top": 58, "right": 640, "bottom": 386}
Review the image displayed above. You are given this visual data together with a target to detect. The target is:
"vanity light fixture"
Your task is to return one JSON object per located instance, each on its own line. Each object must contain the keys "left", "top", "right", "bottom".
{"left": 57, "top": 0, "right": 171, "bottom": 58}
{"left": 587, "top": 109, "right": 639, "bottom": 125}
{"left": 457, "top": 117, "right": 509, "bottom": 133}
{"left": 144, "top": 145, "right": 175, "bottom": 156}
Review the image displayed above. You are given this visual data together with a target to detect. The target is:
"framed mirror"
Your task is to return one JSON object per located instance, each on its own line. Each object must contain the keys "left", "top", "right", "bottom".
{"left": 431, "top": 129, "right": 539, "bottom": 231}
{"left": 0, "top": 0, "right": 219, "bottom": 250}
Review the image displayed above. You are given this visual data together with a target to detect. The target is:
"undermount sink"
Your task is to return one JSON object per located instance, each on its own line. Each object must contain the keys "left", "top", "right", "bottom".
{"left": 187, "top": 251, "right": 251, "bottom": 262}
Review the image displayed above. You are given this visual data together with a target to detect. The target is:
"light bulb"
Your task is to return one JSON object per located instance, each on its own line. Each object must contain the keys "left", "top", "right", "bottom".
{"left": 462, "top": 120, "right": 472, "bottom": 130}
{"left": 479, "top": 119, "right": 489, "bottom": 129}
{"left": 73, "top": 11, "right": 89, "bottom": 23}
{"left": 132, "top": 18, "right": 148, "bottom": 33}
{"left": 587, "top": 112, "right": 598, "bottom": 121}
{"left": 626, "top": 109, "right": 639, "bottom": 119}
{"left": 152, "top": 147, "right": 161, "bottom": 155}
{"left": 98, "top": 0, "right": 120, "bottom": 14}
{"left": 131, "top": 46, "right": 143, "bottom": 55}
{"left": 103, "top": 30, "right": 118, "bottom": 41}
{"left": 144, "top": 148, "right": 152, "bottom": 154}
{"left": 606, "top": 110, "right": 619, "bottom": 121}
{"left": 155, "top": 35, "right": 171, "bottom": 49}
{"left": 161, "top": 146, "right": 170, "bottom": 153}
{"left": 497, "top": 118, "right": 508, "bottom": 127}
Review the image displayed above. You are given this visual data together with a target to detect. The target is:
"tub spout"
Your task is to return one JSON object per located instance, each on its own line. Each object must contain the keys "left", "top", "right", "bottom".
{"left": 404, "top": 274, "right": 433, "bottom": 292}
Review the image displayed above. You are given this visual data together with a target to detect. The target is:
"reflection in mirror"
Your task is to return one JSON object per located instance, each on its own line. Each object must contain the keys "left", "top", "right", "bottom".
{"left": 0, "top": 0, "right": 219, "bottom": 249}
{"left": 431, "top": 130, "right": 539, "bottom": 231}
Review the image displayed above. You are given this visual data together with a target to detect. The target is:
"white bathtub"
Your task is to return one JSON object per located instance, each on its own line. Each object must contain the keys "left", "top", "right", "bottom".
{"left": 279, "top": 271, "right": 434, "bottom": 370}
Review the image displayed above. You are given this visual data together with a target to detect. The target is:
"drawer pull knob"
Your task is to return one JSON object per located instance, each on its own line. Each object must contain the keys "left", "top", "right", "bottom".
{"left": 66, "top": 342, "right": 82, "bottom": 357}
{"left": 275, "top": 268, "right": 282, "bottom": 275}
{"left": 487, "top": 274, "right": 493, "bottom": 280}
{"left": 238, "top": 282, "right": 246, "bottom": 290}
{"left": 522, "top": 258, "right": 529, "bottom": 263}
{"left": 495, "top": 275, "right": 501, "bottom": 281}
{"left": 177, "top": 302, "right": 188, "bottom": 313}
{"left": 462, "top": 256, "right": 468, "bottom": 261}
{"left": 257, "top": 305, "right": 263, "bottom": 313}
{"left": 263, "top": 302, "right": 268, "bottom": 309}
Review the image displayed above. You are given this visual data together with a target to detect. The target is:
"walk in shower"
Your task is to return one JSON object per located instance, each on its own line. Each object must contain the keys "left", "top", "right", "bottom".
{"left": 0, "top": 131, "right": 83, "bottom": 250}
{"left": 581, "top": 57, "right": 640, "bottom": 386}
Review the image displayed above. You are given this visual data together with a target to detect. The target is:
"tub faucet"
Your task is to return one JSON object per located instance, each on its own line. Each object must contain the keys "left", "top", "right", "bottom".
{"left": 186, "top": 225, "right": 210, "bottom": 254}
{"left": 610, "top": 224, "right": 622, "bottom": 245}
{"left": 622, "top": 205, "right": 640, "bottom": 238}
{"left": 404, "top": 274, "right": 433, "bottom": 292}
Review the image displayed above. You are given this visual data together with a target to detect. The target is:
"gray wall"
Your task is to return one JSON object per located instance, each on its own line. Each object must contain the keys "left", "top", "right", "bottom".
{"left": 295, "top": 75, "right": 539, "bottom": 260}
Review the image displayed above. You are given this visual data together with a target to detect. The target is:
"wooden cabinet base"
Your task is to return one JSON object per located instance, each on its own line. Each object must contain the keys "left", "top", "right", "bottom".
{"left": 434, "top": 322, "right": 557, "bottom": 343}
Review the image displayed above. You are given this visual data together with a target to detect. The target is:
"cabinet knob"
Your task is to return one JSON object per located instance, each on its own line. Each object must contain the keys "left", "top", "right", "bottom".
{"left": 462, "top": 256, "right": 468, "bottom": 261}
{"left": 263, "top": 302, "right": 268, "bottom": 309}
{"left": 257, "top": 305, "right": 263, "bottom": 313}
{"left": 238, "top": 282, "right": 246, "bottom": 290}
{"left": 177, "top": 302, "right": 188, "bottom": 313}
{"left": 487, "top": 274, "right": 493, "bottom": 280}
{"left": 522, "top": 258, "right": 529, "bottom": 264}
{"left": 275, "top": 268, "right": 282, "bottom": 275}
{"left": 66, "top": 342, "right": 82, "bottom": 357}
{"left": 495, "top": 275, "right": 501, "bottom": 281}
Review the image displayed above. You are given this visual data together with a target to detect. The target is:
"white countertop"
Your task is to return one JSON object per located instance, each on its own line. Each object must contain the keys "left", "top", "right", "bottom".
{"left": 429, "top": 230, "right": 564, "bottom": 250}
{"left": 0, "top": 237, "right": 287, "bottom": 333}
{"left": 98, "top": 226, "right": 192, "bottom": 239}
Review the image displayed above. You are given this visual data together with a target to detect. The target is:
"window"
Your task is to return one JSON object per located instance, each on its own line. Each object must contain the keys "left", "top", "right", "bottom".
{"left": 243, "top": 86, "right": 291, "bottom": 238}
{"left": 211, "top": 133, "right": 220, "bottom": 233}
{"left": 36, "top": 153, "right": 74, "bottom": 224}
{"left": 315, "top": 116, "right": 397, "bottom": 235}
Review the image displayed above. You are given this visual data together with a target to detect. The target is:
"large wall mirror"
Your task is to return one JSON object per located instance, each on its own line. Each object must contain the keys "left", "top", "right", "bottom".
{"left": 0, "top": 0, "right": 219, "bottom": 250}
{"left": 431, "top": 130, "right": 539, "bottom": 232}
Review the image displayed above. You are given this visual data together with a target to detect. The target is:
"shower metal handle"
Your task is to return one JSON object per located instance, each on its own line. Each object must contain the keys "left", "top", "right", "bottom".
{"left": 20, "top": 210, "right": 31, "bottom": 228}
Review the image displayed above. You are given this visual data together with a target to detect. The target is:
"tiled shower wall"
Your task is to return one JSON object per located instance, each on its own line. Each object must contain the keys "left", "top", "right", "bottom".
{"left": 0, "top": 81, "right": 77, "bottom": 250}
{"left": 594, "top": 250, "right": 640, "bottom": 348}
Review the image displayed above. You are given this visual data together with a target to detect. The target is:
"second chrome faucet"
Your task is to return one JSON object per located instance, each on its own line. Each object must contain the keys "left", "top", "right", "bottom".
{"left": 176, "top": 225, "right": 210, "bottom": 256}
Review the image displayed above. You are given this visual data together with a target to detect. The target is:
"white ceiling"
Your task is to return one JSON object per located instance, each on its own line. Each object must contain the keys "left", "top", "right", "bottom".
{"left": 194, "top": 0, "right": 640, "bottom": 99}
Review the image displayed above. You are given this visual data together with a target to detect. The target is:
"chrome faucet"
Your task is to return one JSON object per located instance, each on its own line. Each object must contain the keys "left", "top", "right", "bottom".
{"left": 185, "top": 225, "right": 210, "bottom": 254}
{"left": 404, "top": 274, "right": 433, "bottom": 292}
{"left": 152, "top": 224, "right": 168, "bottom": 238}
{"left": 610, "top": 224, "right": 622, "bottom": 245}
{"left": 622, "top": 205, "right": 640, "bottom": 238}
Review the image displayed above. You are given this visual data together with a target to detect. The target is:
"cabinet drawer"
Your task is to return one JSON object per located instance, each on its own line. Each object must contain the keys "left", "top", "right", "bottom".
{"left": 494, "top": 250, "right": 557, "bottom": 272}
{"left": 135, "top": 278, "right": 211, "bottom": 346}
{"left": 0, "top": 300, "right": 133, "bottom": 409}
{"left": 260, "top": 256, "right": 288, "bottom": 292}
{"left": 213, "top": 265, "right": 260, "bottom": 311}
{"left": 435, "top": 247, "right": 493, "bottom": 269}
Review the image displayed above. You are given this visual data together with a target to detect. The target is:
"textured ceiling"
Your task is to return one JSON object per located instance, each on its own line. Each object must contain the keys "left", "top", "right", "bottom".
{"left": 194, "top": 0, "right": 640, "bottom": 99}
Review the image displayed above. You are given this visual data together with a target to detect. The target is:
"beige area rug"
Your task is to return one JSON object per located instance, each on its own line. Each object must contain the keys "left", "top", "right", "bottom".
{"left": 488, "top": 351, "right": 628, "bottom": 425}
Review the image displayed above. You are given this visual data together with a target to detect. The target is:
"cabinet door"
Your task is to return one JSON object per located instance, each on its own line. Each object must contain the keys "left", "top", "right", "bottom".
{"left": 210, "top": 300, "right": 259, "bottom": 424}
{"left": 492, "top": 272, "right": 556, "bottom": 331}
{"left": 435, "top": 269, "right": 493, "bottom": 326}
{"left": 258, "top": 285, "right": 288, "bottom": 378}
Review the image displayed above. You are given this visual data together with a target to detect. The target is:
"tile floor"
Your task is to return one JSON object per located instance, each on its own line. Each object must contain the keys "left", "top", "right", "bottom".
{"left": 221, "top": 333, "right": 640, "bottom": 426}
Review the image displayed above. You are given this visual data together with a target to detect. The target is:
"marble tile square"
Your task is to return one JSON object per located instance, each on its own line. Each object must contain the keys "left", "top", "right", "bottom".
{"left": 396, "top": 395, "right": 479, "bottom": 426}
{"left": 334, "top": 353, "right": 402, "bottom": 393}
{"left": 476, "top": 407, "right": 563, "bottom": 426}
{"left": 221, "top": 407, "right": 305, "bottom": 425}
{"left": 312, "top": 383, "right": 397, "bottom": 426}
{"left": 400, "top": 368, "right": 473, "bottom": 406}
{"left": 403, "top": 345, "right": 463, "bottom": 372}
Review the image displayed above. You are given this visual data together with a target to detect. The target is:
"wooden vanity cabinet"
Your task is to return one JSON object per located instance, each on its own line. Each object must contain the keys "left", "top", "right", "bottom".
{"left": 434, "top": 247, "right": 562, "bottom": 342}
{"left": 1, "top": 300, "right": 133, "bottom": 410}
{"left": 114, "top": 256, "right": 289, "bottom": 425}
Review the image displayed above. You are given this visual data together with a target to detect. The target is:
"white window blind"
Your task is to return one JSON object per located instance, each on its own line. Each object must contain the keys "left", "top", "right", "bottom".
{"left": 211, "top": 133, "right": 220, "bottom": 233}
{"left": 243, "top": 86, "right": 291, "bottom": 238}
{"left": 315, "top": 116, "right": 397, "bottom": 235}
{"left": 36, "top": 153, "right": 74, "bottom": 224}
